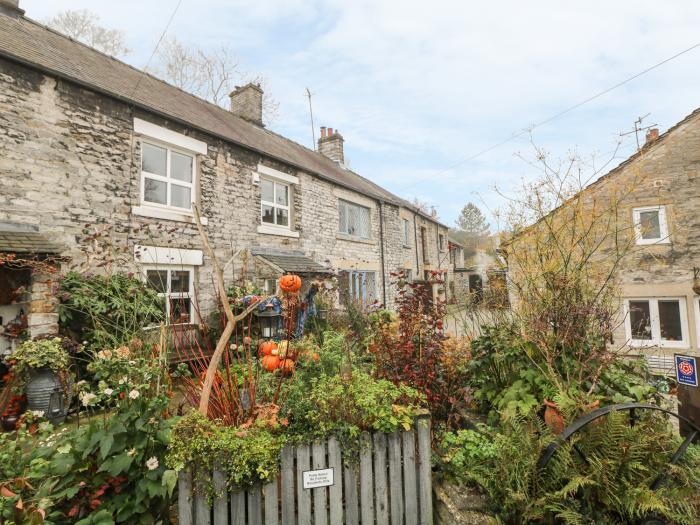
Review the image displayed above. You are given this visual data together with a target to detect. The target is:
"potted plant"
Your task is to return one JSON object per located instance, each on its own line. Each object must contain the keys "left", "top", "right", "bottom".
{"left": 7, "top": 337, "right": 73, "bottom": 424}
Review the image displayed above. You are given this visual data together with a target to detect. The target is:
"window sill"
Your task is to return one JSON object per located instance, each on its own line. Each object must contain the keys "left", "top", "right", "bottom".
{"left": 336, "top": 232, "right": 375, "bottom": 245}
{"left": 635, "top": 238, "right": 671, "bottom": 246}
{"left": 257, "top": 224, "right": 300, "bottom": 238}
{"left": 132, "top": 205, "right": 208, "bottom": 225}
{"left": 629, "top": 340, "right": 689, "bottom": 349}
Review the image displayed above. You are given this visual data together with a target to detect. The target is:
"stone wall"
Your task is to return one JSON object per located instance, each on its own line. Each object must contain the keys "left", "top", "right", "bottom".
{"left": 0, "top": 56, "right": 448, "bottom": 319}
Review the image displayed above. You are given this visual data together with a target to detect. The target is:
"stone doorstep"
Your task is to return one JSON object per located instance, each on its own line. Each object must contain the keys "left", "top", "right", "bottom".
{"left": 433, "top": 479, "right": 494, "bottom": 525}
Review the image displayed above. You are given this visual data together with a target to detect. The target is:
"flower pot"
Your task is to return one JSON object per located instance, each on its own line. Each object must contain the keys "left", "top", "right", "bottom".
{"left": 1, "top": 414, "right": 19, "bottom": 431}
{"left": 25, "top": 367, "right": 72, "bottom": 424}
{"left": 544, "top": 399, "right": 565, "bottom": 434}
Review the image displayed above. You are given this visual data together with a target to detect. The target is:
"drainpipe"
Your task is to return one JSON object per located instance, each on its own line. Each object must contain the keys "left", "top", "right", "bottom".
{"left": 413, "top": 211, "right": 420, "bottom": 277}
{"left": 378, "top": 200, "right": 387, "bottom": 305}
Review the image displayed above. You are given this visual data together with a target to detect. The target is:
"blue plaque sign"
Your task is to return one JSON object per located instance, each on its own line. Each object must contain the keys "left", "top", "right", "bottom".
{"left": 675, "top": 354, "right": 698, "bottom": 387}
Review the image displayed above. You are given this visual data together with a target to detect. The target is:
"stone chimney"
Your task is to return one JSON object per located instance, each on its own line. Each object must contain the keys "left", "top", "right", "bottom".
{"left": 645, "top": 127, "right": 659, "bottom": 145}
{"left": 318, "top": 126, "right": 344, "bottom": 165}
{"left": 229, "top": 83, "right": 263, "bottom": 127}
{"left": 0, "top": 0, "right": 25, "bottom": 17}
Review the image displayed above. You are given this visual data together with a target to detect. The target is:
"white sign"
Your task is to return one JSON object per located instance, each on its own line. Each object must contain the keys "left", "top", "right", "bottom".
{"left": 302, "top": 468, "right": 334, "bottom": 489}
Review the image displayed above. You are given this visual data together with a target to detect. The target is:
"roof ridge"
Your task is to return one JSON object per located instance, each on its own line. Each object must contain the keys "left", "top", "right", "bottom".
{"left": 20, "top": 15, "right": 267, "bottom": 129}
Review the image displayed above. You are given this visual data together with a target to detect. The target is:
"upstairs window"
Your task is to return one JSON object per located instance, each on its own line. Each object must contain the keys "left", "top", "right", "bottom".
{"left": 439, "top": 233, "right": 445, "bottom": 251}
{"left": 141, "top": 142, "right": 195, "bottom": 211}
{"left": 339, "top": 200, "right": 371, "bottom": 239}
{"left": 402, "top": 219, "right": 411, "bottom": 246}
{"left": 261, "top": 178, "right": 290, "bottom": 227}
{"left": 633, "top": 206, "right": 669, "bottom": 245}
{"left": 625, "top": 298, "right": 688, "bottom": 348}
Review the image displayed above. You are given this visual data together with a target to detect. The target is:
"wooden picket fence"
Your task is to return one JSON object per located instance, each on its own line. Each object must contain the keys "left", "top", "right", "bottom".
{"left": 178, "top": 415, "right": 433, "bottom": 524}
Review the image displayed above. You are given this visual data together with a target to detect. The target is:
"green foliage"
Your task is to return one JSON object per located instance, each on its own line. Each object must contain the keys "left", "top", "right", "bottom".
{"left": 467, "top": 326, "right": 661, "bottom": 424}
{"left": 167, "top": 412, "right": 284, "bottom": 496}
{"left": 306, "top": 370, "right": 425, "bottom": 439}
{"left": 440, "top": 413, "right": 700, "bottom": 524}
{"left": 58, "top": 271, "right": 164, "bottom": 349}
{"left": 0, "top": 348, "right": 176, "bottom": 524}
{"left": 7, "top": 337, "right": 71, "bottom": 379}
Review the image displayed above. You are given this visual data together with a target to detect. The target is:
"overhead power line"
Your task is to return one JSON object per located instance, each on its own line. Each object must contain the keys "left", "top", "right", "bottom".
{"left": 129, "top": 0, "right": 184, "bottom": 99}
{"left": 400, "top": 40, "right": 700, "bottom": 191}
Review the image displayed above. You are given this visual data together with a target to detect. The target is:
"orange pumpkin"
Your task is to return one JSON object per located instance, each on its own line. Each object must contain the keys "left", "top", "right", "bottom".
{"left": 259, "top": 340, "right": 278, "bottom": 356}
{"left": 311, "top": 352, "right": 320, "bottom": 362}
{"left": 261, "top": 354, "right": 281, "bottom": 372}
{"left": 279, "top": 274, "right": 302, "bottom": 293}
{"left": 279, "top": 359, "right": 296, "bottom": 374}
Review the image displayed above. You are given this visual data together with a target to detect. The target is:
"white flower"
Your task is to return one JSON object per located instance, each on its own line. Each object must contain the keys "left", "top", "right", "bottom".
{"left": 128, "top": 389, "right": 140, "bottom": 400}
{"left": 118, "top": 377, "right": 127, "bottom": 385}
{"left": 103, "top": 388, "right": 114, "bottom": 396}
{"left": 77, "top": 380, "right": 87, "bottom": 386}
{"left": 79, "top": 392, "right": 97, "bottom": 407}
{"left": 127, "top": 448, "right": 137, "bottom": 457}
{"left": 145, "top": 456, "right": 159, "bottom": 471}
{"left": 30, "top": 410, "right": 44, "bottom": 418}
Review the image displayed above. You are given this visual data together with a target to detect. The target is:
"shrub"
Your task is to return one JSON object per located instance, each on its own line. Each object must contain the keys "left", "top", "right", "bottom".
{"left": 167, "top": 411, "right": 284, "bottom": 497}
{"left": 58, "top": 271, "right": 164, "bottom": 349}
{"left": 439, "top": 413, "right": 700, "bottom": 524}
{"left": 0, "top": 344, "right": 176, "bottom": 524}
{"left": 7, "top": 337, "right": 71, "bottom": 380}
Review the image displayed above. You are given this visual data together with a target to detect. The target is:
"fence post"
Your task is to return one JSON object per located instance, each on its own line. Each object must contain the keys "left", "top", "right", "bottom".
{"left": 416, "top": 416, "right": 433, "bottom": 525}
{"left": 402, "top": 429, "right": 418, "bottom": 525}
{"left": 359, "top": 432, "right": 374, "bottom": 524}
{"left": 312, "top": 441, "right": 328, "bottom": 525}
{"left": 178, "top": 470, "right": 193, "bottom": 525}
{"left": 388, "top": 431, "right": 404, "bottom": 525}
{"left": 213, "top": 467, "right": 228, "bottom": 525}
{"left": 373, "top": 433, "right": 389, "bottom": 525}
{"left": 297, "top": 444, "right": 312, "bottom": 525}
{"left": 328, "top": 437, "right": 343, "bottom": 525}
{"left": 281, "top": 445, "right": 295, "bottom": 524}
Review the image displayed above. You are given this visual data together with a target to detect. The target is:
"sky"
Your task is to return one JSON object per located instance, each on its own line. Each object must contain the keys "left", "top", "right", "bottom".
{"left": 23, "top": 0, "right": 700, "bottom": 229}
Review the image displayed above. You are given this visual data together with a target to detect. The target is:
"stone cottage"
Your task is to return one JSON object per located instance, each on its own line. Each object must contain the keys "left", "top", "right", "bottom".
{"left": 504, "top": 108, "right": 700, "bottom": 375}
{"left": 0, "top": 0, "right": 450, "bottom": 343}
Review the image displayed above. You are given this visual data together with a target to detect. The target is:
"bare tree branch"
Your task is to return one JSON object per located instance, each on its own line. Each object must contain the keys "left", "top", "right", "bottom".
{"left": 45, "top": 9, "right": 130, "bottom": 57}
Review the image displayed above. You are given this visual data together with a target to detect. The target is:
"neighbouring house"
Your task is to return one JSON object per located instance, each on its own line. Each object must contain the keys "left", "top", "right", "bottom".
{"left": 0, "top": 0, "right": 450, "bottom": 341}
{"left": 504, "top": 109, "right": 700, "bottom": 376}
{"left": 448, "top": 235, "right": 506, "bottom": 306}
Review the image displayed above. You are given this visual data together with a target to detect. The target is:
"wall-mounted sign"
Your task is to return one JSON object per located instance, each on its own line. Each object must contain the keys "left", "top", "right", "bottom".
{"left": 675, "top": 354, "right": 698, "bottom": 387}
{"left": 302, "top": 468, "right": 334, "bottom": 489}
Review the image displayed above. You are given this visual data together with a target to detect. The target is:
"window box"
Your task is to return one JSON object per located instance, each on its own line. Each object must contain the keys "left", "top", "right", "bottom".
{"left": 632, "top": 206, "right": 670, "bottom": 245}
{"left": 624, "top": 297, "right": 688, "bottom": 348}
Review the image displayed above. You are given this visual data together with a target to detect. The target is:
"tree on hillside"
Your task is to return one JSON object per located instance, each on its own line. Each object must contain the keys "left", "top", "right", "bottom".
{"left": 154, "top": 37, "right": 279, "bottom": 124}
{"left": 455, "top": 203, "right": 490, "bottom": 236}
{"left": 45, "top": 9, "right": 130, "bottom": 57}
{"left": 451, "top": 202, "right": 490, "bottom": 247}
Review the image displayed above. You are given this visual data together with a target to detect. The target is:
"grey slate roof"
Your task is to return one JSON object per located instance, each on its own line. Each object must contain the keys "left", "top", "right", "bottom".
{"left": 0, "top": 12, "right": 446, "bottom": 228}
{"left": 0, "top": 223, "right": 62, "bottom": 253}
{"left": 252, "top": 248, "right": 332, "bottom": 274}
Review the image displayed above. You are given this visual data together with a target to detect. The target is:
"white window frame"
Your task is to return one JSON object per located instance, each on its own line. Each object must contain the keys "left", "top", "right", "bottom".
{"left": 632, "top": 206, "right": 670, "bottom": 245}
{"left": 260, "top": 177, "right": 292, "bottom": 229}
{"left": 263, "top": 278, "right": 278, "bottom": 294}
{"left": 693, "top": 296, "right": 700, "bottom": 349}
{"left": 142, "top": 265, "right": 195, "bottom": 325}
{"left": 623, "top": 297, "right": 689, "bottom": 349}
{"left": 140, "top": 140, "right": 197, "bottom": 213}
{"left": 339, "top": 199, "right": 371, "bottom": 239}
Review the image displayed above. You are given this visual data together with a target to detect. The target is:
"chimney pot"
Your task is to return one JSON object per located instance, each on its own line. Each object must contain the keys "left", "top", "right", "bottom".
{"left": 318, "top": 125, "right": 345, "bottom": 165}
{"left": 0, "top": 0, "right": 24, "bottom": 17}
{"left": 228, "top": 83, "right": 264, "bottom": 127}
{"left": 645, "top": 128, "right": 659, "bottom": 144}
